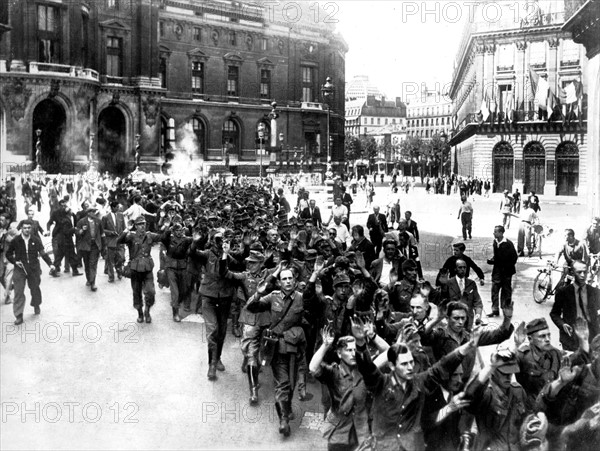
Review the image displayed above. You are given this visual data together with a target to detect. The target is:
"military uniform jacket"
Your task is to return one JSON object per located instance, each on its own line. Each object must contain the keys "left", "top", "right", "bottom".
{"left": 314, "top": 361, "right": 369, "bottom": 447}
{"left": 466, "top": 380, "right": 527, "bottom": 451}
{"left": 161, "top": 231, "right": 192, "bottom": 269}
{"left": 356, "top": 344, "right": 464, "bottom": 451}
{"left": 515, "top": 343, "right": 562, "bottom": 409}
{"left": 228, "top": 268, "right": 273, "bottom": 327}
{"left": 246, "top": 289, "right": 306, "bottom": 354}
{"left": 118, "top": 230, "right": 162, "bottom": 272}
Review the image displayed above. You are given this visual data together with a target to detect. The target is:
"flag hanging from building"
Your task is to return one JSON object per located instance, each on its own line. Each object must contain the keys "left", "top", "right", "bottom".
{"left": 504, "top": 91, "right": 514, "bottom": 123}
{"left": 562, "top": 80, "right": 583, "bottom": 123}
{"left": 528, "top": 65, "right": 549, "bottom": 110}
{"left": 479, "top": 94, "right": 490, "bottom": 123}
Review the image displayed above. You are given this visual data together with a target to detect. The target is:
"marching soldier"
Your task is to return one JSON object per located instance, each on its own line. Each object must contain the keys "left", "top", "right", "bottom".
{"left": 246, "top": 268, "right": 306, "bottom": 437}
{"left": 161, "top": 223, "right": 193, "bottom": 322}
{"left": 117, "top": 216, "right": 163, "bottom": 323}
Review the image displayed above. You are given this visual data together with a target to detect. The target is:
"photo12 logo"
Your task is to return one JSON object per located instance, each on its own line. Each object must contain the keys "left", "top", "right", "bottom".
{"left": 1, "top": 401, "right": 139, "bottom": 424}
{"left": 2, "top": 321, "right": 141, "bottom": 344}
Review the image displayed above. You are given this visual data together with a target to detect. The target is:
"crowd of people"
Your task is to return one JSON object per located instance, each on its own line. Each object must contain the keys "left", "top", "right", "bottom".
{"left": 1, "top": 171, "right": 599, "bottom": 451}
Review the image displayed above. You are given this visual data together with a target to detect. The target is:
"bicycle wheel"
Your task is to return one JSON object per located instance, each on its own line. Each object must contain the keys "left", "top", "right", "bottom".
{"left": 533, "top": 271, "right": 551, "bottom": 304}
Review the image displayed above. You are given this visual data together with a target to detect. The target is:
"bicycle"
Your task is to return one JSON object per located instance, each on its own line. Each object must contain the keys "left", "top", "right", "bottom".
{"left": 529, "top": 223, "right": 553, "bottom": 259}
{"left": 532, "top": 260, "right": 573, "bottom": 304}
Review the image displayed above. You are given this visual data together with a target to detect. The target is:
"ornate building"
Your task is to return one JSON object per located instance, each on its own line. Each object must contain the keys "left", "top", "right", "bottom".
{"left": 448, "top": 0, "right": 588, "bottom": 197}
{"left": 563, "top": 0, "right": 600, "bottom": 215}
{"left": 0, "top": 0, "right": 347, "bottom": 176}
{"left": 345, "top": 95, "right": 407, "bottom": 137}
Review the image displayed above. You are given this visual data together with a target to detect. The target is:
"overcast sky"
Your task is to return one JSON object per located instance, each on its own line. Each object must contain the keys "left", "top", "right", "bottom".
{"left": 334, "top": 1, "right": 466, "bottom": 99}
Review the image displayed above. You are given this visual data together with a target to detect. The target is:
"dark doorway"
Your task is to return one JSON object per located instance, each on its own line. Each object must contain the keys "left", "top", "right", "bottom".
{"left": 32, "top": 99, "right": 67, "bottom": 173}
{"left": 98, "top": 106, "right": 127, "bottom": 175}
{"left": 492, "top": 141, "right": 514, "bottom": 193}
{"left": 556, "top": 141, "right": 579, "bottom": 196}
{"left": 523, "top": 141, "right": 545, "bottom": 194}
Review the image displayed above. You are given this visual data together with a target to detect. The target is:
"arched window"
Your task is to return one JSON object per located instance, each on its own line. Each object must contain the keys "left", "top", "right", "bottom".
{"left": 192, "top": 117, "right": 206, "bottom": 156}
{"left": 222, "top": 119, "right": 240, "bottom": 155}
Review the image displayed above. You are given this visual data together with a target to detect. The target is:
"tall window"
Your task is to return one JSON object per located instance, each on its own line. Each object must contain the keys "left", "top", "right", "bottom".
{"left": 192, "top": 118, "right": 205, "bottom": 155}
{"left": 227, "top": 66, "right": 239, "bottom": 96}
{"left": 107, "top": 0, "right": 119, "bottom": 9}
{"left": 530, "top": 41, "right": 546, "bottom": 65}
{"left": 159, "top": 21, "right": 164, "bottom": 38}
{"left": 498, "top": 44, "right": 514, "bottom": 68}
{"left": 260, "top": 37, "right": 268, "bottom": 51}
{"left": 38, "top": 5, "right": 57, "bottom": 31}
{"left": 229, "top": 31, "right": 236, "bottom": 46}
{"left": 193, "top": 27, "right": 201, "bottom": 42}
{"left": 562, "top": 39, "right": 580, "bottom": 63}
{"left": 106, "top": 37, "right": 122, "bottom": 77}
{"left": 260, "top": 69, "right": 271, "bottom": 99}
{"left": 159, "top": 57, "right": 167, "bottom": 88}
{"left": 301, "top": 66, "right": 314, "bottom": 102}
{"left": 38, "top": 5, "right": 59, "bottom": 63}
{"left": 192, "top": 61, "right": 204, "bottom": 93}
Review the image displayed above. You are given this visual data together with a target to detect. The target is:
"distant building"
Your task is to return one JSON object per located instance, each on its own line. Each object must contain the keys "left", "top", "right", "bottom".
{"left": 0, "top": 0, "right": 347, "bottom": 176}
{"left": 406, "top": 87, "right": 452, "bottom": 140}
{"left": 345, "top": 74, "right": 384, "bottom": 101}
{"left": 448, "top": 0, "right": 588, "bottom": 197}
{"left": 345, "top": 95, "right": 407, "bottom": 137}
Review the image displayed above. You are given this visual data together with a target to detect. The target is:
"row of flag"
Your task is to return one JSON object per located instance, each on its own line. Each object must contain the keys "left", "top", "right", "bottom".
{"left": 477, "top": 65, "right": 583, "bottom": 125}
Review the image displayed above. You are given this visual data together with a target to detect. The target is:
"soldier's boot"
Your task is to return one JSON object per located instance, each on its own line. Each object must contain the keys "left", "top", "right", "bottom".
{"left": 241, "top": 356, "right": 248, "bottom": 374}
{"left": 136, "top": 308, "right": 144, "bottom": 323}
{"left": 232, "top": 318, "right": 242, "bottom": 338}
{"left": 144, "top": 306, "right": 152, "bottom": 324}
{"left": 207, "top": 351, "right": 217, "bottom": 381}
{"left": 248, "top": 365, "right": 259, "bottom": 405}
{"left": 275, "top": 401, "right": 290, "bottom": 437}
{"left": 287, "top": 400, "right": 295, "bottom": 421}
{"left": 297, "top": 372, "right": 307, "bottom": 401}
{"left": 172, "top": 307, "right": 181, "bottom": 322}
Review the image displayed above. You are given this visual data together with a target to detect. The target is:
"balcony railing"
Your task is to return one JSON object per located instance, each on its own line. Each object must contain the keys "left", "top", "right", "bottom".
{"left": 26, "top": 62, "right": 99, "bottom": 81}
{"left": 453, "top": 108, "right": 587, "bottom": 136}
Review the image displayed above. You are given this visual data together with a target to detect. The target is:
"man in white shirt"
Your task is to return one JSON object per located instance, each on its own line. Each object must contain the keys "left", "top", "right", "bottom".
{"left": 329, "top": 216, "right": 351, "bottom": 249}
{"left": 326, "top": 197, "right": 348, "bottom": 227}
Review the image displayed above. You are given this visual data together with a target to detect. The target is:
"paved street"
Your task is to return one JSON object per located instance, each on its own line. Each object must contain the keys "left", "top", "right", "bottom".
{"left": 0, "top": 184, "right": 588, "bottom": 450}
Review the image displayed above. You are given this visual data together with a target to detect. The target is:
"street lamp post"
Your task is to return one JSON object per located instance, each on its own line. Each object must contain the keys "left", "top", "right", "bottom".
{"left": 321, "top": 76, "right": 334, "bottom": 179}
{"left": 31, "top": 129, "right": 47, "bottom": 180}
{"left": 278, "top": 132, "right": 284, "bottom": 171}
{"left": 257, "top": 122, "right": 266, "bottom": 179}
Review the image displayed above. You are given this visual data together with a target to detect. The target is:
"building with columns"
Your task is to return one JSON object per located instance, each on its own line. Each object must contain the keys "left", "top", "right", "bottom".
{"left": 0, "top": 0, "right": 347, "bottom": 177}
{"left": 563, "top": 0, "right": 600, "bottom": 217}
{"left": 448, "top": 0, "right": 588, "bottom": 198}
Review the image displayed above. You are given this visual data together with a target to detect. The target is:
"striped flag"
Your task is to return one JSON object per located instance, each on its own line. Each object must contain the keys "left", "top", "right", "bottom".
{"left": 503, "top": 91, "right": 514, "bottom": 123}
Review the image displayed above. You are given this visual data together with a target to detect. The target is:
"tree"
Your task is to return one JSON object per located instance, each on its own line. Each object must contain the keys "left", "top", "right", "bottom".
{"left": 344, "top": 133, "right": 362, "bottom": 163}
{"left": 397, "top": 135, "right": 423, "bottom": 177}
{"left": 360, "top": 136, "right": 378, "bottom": 171}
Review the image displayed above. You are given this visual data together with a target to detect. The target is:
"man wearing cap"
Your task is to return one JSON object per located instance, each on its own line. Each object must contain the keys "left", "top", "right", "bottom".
{"left": 117, "top": 216, "right": 163, "bottom": 323}
{"left": 246, "top": 268, "right": 306, "bottom": 437}
{"left": 513, "top": 318, "right": 563, "bottom": 409}
{"left": 440, "top": 242, "right": 485, "bottom": 285}
{"left": 76, "top": 207, "right": 105, "bottom": 292}
{"left": 161, "top": 223, "right": 193, "bottom": 322}
{"left": 6, "top": 219, "right": 55, "bottom": 325}
{"left": 464, "top": 344, "right": 527, "bottom": 450}
{"left": 190, "top": 229, "right": 237, "bottom": 380}
{"left": 224, "top": 249, "right": 273, "bottom": 404}
{"left": 102, "top": 201, "right": 126, "bottom": 282}
{"left": 551, "top": 260, "right": 600, "bottom": 351}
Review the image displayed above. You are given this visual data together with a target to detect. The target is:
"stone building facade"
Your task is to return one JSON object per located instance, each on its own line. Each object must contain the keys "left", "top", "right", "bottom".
{"left": 0, "top": 0, "right": 347, "bottom": 177}
{"left": 448, "top": 1, "right": 588, "bottom": 197}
